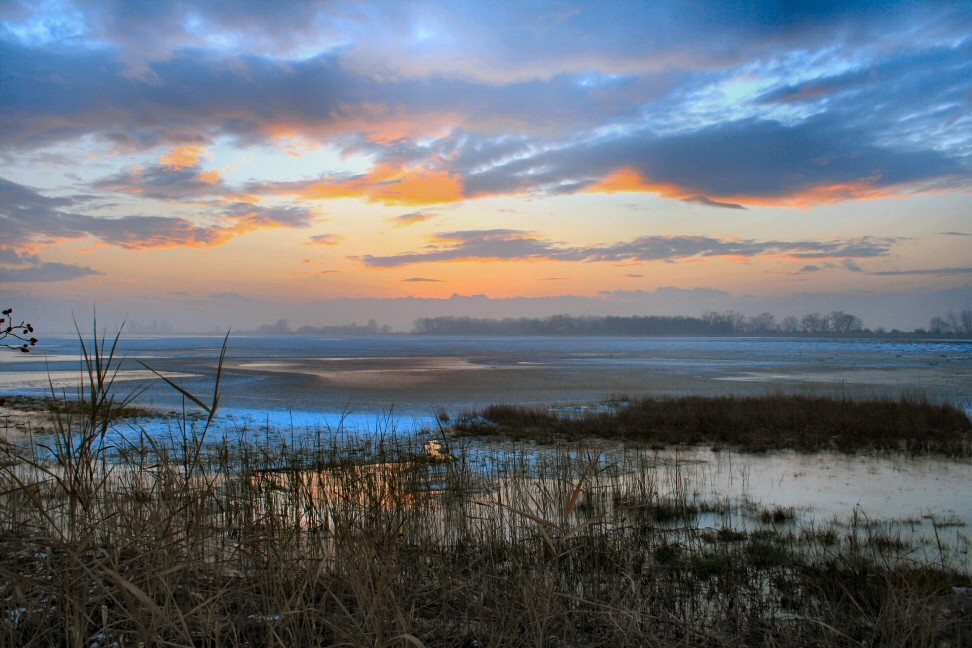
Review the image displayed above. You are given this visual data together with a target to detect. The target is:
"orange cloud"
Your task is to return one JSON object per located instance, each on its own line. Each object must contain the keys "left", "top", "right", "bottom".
{"left": 750, "top": 178, "right": 897, "bottom": 208}
{"left": 92, "top": 224, "right": 238, "bottom": 250}
{"left": 306, "top": 233, "right": 344, "bottom": 246}
{"left": 585, "top": 167, "right": 701, "bottom": 202}
{"left": 278, "top": 163, "right": 464, "bottom": 205}
{"left": 587, "top": 168, "right": 657, "bottom": 194}
{"left": 224, "top": 193, "right": 262, "bottom": 204}
{"left": 261, "top": 104, "right": 458, "bottom": 149}
{"left": 197, "top": 169, "right": 222, "bottom": 184}
{"left": 86, "top": 212, "right": 315, "bottom": 251}
{"left": 160, "top": 145, "right": 206, "bottom": 170}
{"left": 586, "top": 167, "right": 905, "bottom": 209}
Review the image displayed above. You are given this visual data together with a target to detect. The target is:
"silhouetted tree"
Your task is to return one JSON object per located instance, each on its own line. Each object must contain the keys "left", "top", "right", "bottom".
{"left": 929, "top": 316, "right": 951, "bottom": 335}
{"left": 256, "top": 318, "right": 291, "bottom": 334}
{"left": 931, "top": 310, "right": 972, "bottom": 336}
{"left": 946, "top": 311, "right": 961, "bottom": 334}
{"left": 1, "top": 307, "right": 38, "bottom": 353}
{"left": 701, "top": 310, "right": 744, "bottom": 333}
{"left": 746, "top": 312, "right": 777, "bottom": 333}
{"left": 829, "top": 311, "right": 863, "bottom": 334}
{"left": 801, "top": 312, "right": 829, "bottom": 334}
{"left": 961, "top": 310, "right": 972, "bottom": 336}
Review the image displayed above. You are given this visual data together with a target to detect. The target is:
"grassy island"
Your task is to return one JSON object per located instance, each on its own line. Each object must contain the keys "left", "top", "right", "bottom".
{"left": 453, "top": 394, "right": 972, "bottom": 456}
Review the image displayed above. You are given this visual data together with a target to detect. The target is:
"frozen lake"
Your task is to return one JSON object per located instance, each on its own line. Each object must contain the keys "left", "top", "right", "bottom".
{"left": 2, "top": 335, "right": 969, "bottom": 429}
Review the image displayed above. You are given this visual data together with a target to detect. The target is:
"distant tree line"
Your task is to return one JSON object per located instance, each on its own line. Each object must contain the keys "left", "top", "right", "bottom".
{"left": 927, "top": 310, "right": 972, "bottom": 336}
{"left": 246, "top": 309, "right": 971, "bottom": 338}
{"left": 701, "top": 310, "right": 864, "bottom": 334}
{"left": 251, "top": 318, "right": 392, "bottom": 336}
{"left": 414, "top": 314, "right": 714, "bottom": 336}
{"left": 412, "top": 311, "right": 871, "bottom": 337}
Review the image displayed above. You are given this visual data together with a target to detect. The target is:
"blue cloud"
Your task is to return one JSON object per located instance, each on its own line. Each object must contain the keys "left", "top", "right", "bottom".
{"left": 0, "top": 249, "right": 101, "bottom": 282}
{"left": 359, "top": 229, "right": 899, "bottom": 268}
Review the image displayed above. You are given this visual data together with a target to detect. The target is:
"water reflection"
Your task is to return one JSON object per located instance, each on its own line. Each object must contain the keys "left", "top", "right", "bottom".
{"left": 234, "top": 439, "right": 972, "bottom": 570}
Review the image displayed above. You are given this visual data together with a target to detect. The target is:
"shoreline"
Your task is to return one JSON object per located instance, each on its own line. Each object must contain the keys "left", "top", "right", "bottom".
{"left": 4, "top": 391, "right": 970, "bottom": 458}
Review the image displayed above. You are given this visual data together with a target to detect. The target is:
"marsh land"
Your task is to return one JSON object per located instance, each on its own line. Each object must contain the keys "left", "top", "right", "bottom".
{"left": 1, "top": 334, "right": 970, "bottom": 645}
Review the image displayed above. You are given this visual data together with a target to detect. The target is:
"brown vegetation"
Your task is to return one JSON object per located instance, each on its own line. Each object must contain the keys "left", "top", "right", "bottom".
{"left": 453, "top": 395, "right": 972, "bottom": 456}
{"left": 2, "top": 426, "right": 970, "bottom": 646}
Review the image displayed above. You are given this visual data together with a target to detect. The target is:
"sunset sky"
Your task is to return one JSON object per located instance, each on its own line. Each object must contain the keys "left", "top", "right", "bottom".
{"left": 2, "top": 1, "right": 971, "bottom": 331}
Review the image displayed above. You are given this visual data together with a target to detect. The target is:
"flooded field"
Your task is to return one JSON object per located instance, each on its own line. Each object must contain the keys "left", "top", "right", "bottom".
{"left": 4, "top": 426, "right": 970, "bottom": 646}
{"left": 3, "top": 336, "right": 970, "bottom": 562}
{"left": 2, "top": 335, "right": 970, "bottom": 422}
{"left": 456, "top": 442, "right": 972, "bottom": 571}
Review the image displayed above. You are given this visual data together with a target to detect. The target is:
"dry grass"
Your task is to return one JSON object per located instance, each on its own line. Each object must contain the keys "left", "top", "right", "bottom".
{"left": 454, "top": 395, "right": 972, "bottom": 456}
{"left": 1, "top": 329, "right": 970, "bottom": 646}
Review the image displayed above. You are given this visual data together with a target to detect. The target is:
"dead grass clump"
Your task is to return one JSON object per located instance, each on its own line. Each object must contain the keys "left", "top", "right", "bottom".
{"left": 454, "top": 394, "right": 972, "bottom": 456}
{"left": 759, "top": 505, "right": 798, "bottom": 524}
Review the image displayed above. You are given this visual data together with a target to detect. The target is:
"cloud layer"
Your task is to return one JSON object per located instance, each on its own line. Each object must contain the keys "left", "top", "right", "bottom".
{"left": 359, "top": 229, "right": 898, "bottom": 267}
{"left": 1, "top": 0, "right": 970, "bottom": 294}
{"left": 2, "top": 2, "right": 969, "bottom": 209}
{"left": 0, "top": 177, "right": 316, "bottom": 256}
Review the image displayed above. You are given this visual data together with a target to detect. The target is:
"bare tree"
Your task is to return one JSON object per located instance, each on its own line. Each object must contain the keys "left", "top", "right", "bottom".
{"left": 829, "top": 311, "right": 863, "bottom": 334}
{"left": 946, "top": 311, "right": 961, "bottom": 333}
{"left": 701, "top": 311, "right": 739, "bottom": 334}
{"left": 801, "top": 312, "right": 829, "bottom": 334}
{"left": 929, "top": 316, "right": 951, "bottom": 335}
{"left": 781, "top": 316, "right": 801, "bottom": 334}
{"left": 746, "top": 312, "right": 777, "bottom": 333}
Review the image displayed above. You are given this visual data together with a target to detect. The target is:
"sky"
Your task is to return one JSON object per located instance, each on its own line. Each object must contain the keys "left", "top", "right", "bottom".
{"left": 1, "top": 0, "right": 971, "bottom": 332}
